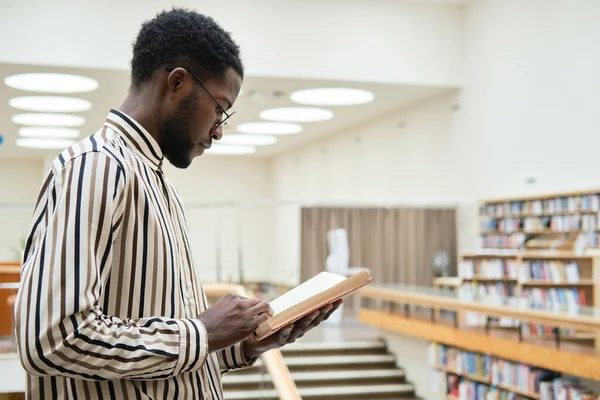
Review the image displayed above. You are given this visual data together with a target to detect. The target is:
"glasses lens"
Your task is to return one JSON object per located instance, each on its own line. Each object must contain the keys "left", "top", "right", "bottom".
{"left": 218, "top": 111, "right": 235, "bottom": 128}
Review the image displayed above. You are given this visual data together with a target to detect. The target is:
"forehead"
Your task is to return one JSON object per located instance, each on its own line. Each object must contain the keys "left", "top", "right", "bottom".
{"left": 206, "top": 68, "right": 242, "bottom": 108}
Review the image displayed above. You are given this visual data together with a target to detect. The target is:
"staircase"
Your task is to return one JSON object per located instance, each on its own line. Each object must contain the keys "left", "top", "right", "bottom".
{"left": 222, "top": 339, "right": 416, "bottom": 400}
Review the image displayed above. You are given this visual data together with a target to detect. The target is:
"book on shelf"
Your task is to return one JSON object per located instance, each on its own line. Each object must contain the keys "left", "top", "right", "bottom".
{"left": 519, "top": 261, "right": 580, "bottom": 284}
{"left": 552, "top": 378, "right": 599, "bottom": 400}
{"left": 459, "top": 259, "right": 519, "bottom": 280}
{"left": 521, "top": 287, "right": 587, "bottom": 313}
{"left": 458, "top": 281, "right": 519, "bottom": 327}
{"left": 480, "top": 194, "right": 600, "bottom": 218}
{"left": 428, "top": 343, "right": 600, "bottom": 400}
{"left": 521, "top": 286, "right": 588, "bottom": 337}
{"left": 254, "top": 270, "right": 374, "bottom": 341}
{"left": 480, "top": 233, "right": 526, "bottom": 249}
{"left": 482, "top": 215, "right": 597, "bottom": 234}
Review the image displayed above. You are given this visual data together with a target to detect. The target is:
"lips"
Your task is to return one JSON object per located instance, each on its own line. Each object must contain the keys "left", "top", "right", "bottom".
{"left": 200, "top": 141, "right": 212, "bottom": 150}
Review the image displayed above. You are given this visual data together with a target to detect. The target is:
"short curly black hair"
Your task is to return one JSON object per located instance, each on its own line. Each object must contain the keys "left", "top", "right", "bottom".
{"left": 131, "top": 8, "right": 244, "bottom": 87}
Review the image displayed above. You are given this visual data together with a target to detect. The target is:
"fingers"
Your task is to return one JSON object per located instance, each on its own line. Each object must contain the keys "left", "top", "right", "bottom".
{"left": 248, "top": 300, "right": 274, "bottom": 318}
{"left": 250, "top": 312, "right": 271, "bottom": 330}
{"left": 256, "top": 324, "right": 294, "bottom": 351}
{"left": 242, "top": 296, "right": 263, "bottom": 307}
{"left": 310, "top": 304, "right": 333, "bottom": 328}
{"left": 323, "top": 300, "right": 343, "bottom": 321}
{"left": 287, "top": 311, "right": 319, "bottom": 343}
{"left": 277, "top": 325, "right": 294, "bottom": 346}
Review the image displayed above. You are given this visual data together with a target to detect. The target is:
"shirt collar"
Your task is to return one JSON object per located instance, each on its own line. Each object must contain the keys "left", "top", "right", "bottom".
{"left": 104, "top": 109, "right": 164, "bottom": 170}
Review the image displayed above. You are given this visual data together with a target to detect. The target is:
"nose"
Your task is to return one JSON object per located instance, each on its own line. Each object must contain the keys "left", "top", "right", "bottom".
{"left": 211, "top": 125, "right": 223, "bottom": 141}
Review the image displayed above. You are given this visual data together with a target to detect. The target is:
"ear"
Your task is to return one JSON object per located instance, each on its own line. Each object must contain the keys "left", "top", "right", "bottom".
{"left": 166, "top": 67, "right": 188, "bottom": 94}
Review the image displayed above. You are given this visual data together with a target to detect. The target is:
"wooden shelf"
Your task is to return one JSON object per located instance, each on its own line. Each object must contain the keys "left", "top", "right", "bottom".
{"left": 461, "top": 253, "right": 520, "bottom": 259}
{"left": 481, "top": 210, "right": 599, "bottom": 219}
{"left": 434, "top": 277, "right": 463, "bottom": 288}
{"left": 461, "top": 276, "right": 517, "bottom": 282}
{"left": 520, "top": 253, "right": 597, "bottom": 260}
{"left": 361, "top": 310, "right": 600, "bottom": 381}
{"left": 520, "top": 280, "right": 594, "bottom": 287}
{"left": 481, "top": 230, "right": 593, "bottom": 235}
{"left": 481, "top": 189, "right": 600, "bottom": 204}
{"left": 535, "top": 333, "right": 596, "bottom": 341}
{"left": 480, "top": 246, "right": 523, "bottom": 250}
{"left": 434, "top": 364, "right": 540, "bottom": 399}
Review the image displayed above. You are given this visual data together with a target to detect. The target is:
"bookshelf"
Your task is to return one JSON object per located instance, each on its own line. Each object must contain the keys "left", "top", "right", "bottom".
{"left": 456, "top": 253, "right": 600, "bottom": 346}
{"left": 479, "top": 189, "right": 600, "bottom": 251}
{"left": 430, "top": 343, "right": 598, "bottom": 400}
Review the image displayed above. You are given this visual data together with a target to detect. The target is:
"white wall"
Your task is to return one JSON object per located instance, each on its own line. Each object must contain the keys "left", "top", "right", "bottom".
{"left": 0, "top": 155, "right": 275, "bottom": 282}
{"left": 271, "top": 0, "right": 600, "bottom": 256}
{"left": 0, "top": 158, "right": 43, "bottom": 261}
{"left": 164, "top": 156, "right": 273, "bottom": 283}
{"left": 270, "top": 92, "right": 463, "bottom": 274}
{"left": 452, "top": 0, "right": 600, "bottom": 249}
{"left": 0, "top": 0, "right": 461, "bottom": 86}
{"left": 271, "top": 92, "right": 461, "bottom": 205}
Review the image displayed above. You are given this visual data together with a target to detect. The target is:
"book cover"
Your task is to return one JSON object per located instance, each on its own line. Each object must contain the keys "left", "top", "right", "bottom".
{"left": 254, "top": 270, "right": 374, "bottom": 341}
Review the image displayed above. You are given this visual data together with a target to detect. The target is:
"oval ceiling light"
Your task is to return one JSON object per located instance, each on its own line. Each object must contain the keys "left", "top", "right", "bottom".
{"left": 19, "top": 127, "right": 80, "bottom": 139}
{"left": 290, "top": 88, "right": 375, "bottom": 106}
{"left": 16, "top": 137, "right": 75, "bottom": 149}
{"left": 9, "top": 96, "right": 92, "bottom": 113}
{"left": 260, "top": 107, "right": 333, "bottom": 123}
{"left": 205, "top": 144, "right": 256, "bottom": 155}
{"left": 236, "top": 122, "right": 303, "bottom": 135}
{"left": 12, "top": 113, "right": 85, "bottom": 127}
{"left": 5, "top": 73, "right": 99, "bottom": 93}
{"left": 220, "top": 134, "right": 277, "bottom": 146}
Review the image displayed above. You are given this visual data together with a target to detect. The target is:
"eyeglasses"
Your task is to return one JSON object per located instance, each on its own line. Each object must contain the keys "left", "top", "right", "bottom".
{"left": 165, "top": 67, "right": 235, "bottom": 128}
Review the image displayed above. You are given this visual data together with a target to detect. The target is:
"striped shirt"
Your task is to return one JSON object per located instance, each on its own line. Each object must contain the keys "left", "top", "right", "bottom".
{"left": 15, "top": 109, "right": 253, "bottom": 399}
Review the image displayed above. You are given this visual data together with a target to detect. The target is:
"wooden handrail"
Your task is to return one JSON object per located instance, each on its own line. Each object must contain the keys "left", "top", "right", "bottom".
{"left": 0, "top": 262, "right": 21, "bottom": 274}
{"left": 204, "top": 283, "right": 301, "bottom": 400}
{"left": 360, "top": 285, "right": 600, "bottom": 332}
{"left": 360, "top": 309, "right": 600, "bottom": 381}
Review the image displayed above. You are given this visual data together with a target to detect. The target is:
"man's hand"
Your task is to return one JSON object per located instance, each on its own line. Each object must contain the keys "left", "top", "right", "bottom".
{"left": 198, "top": 293, "right": 273, "bottom": 353}
{"left": 243, "top": 299, "right": 343, "bottom": 359}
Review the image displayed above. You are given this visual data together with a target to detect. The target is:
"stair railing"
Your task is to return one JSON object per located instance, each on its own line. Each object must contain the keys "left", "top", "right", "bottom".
{"left": 204, "top": 283, "right": 302, "bottom": 400}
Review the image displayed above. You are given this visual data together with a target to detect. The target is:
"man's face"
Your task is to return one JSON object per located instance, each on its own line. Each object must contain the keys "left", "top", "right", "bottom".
{"left": 162, "top": 67, "right": 242, "bottom": 168}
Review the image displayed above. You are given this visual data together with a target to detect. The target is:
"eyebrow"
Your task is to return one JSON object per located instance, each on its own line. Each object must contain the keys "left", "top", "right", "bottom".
{"left": 218, "top": 97, "right": 233, "bottom": 111}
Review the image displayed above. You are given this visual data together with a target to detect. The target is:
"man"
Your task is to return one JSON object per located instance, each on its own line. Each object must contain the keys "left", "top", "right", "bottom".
{"left": 15, "top": 8, "right": 341, "bottom": 399}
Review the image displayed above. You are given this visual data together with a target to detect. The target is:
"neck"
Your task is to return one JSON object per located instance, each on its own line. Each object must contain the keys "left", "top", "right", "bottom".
{"left": 118, "top": 85, "right": 163, "bottom": 145}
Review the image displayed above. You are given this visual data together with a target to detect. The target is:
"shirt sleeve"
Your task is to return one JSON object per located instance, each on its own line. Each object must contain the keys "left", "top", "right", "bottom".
{"left": 217, "top": 342, "right": 259, "bottom": 374}
{"left": 14, "top": 152, "right": 209, "bottom": 381}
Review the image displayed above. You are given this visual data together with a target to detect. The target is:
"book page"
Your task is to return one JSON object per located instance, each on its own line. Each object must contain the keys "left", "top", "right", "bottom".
{"left": 269, "top": 271, "right": 346, "bottom": 315}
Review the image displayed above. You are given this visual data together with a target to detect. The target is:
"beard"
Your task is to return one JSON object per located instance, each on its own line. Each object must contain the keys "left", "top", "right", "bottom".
{"left": 161, "top": 91, "right": 197, "bottom": 169}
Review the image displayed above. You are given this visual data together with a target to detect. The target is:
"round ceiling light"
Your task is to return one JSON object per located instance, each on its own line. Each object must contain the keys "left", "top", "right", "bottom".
{"left": 16, "top": 138, "right": 75, "bottom": 150}
{"left": 290, "top": 88, "right": 375, "bottom": 106}
{"left": 205, "top": 144, "right": 256, "bottom": 155}
{"left": 5, "top": 73, "right": 99, "bottom": 93}
{"left": 260, "top": 107, "right": 333, "bottom": 123}
{"left": 220, "top": 134, "right": 277, "bottom": 146}
{"left": 12, "top": 113, "right": 85, "bottom": 127}
{"left": 19, "top": 127, "right": 80, "bottom": 139}
{"left": 236, "top": 122, "right": 303, "bottom": 135}
{"left": 9, "top": 96, "right": 92, "bottom": 113}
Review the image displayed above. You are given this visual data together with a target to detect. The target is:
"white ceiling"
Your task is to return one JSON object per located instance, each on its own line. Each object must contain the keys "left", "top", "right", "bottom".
{"left": 0, "top": 62, "right": 456, "bottom": 158}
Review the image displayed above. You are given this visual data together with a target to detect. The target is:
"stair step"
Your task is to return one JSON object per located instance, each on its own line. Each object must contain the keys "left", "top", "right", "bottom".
{"left": 285, "top": 354, "right": 396, "bottom": 367}
{"left": 231, "top": 354, "right": 397, "bottom": 375}
{"left": 282, "top": 340, "right": 386, "bottom": 354}
{"left": 223, "top": 368, "right": 405, "bottom": 386}
{"left": 224, "top": 383, "right": 414, "bottom": 400}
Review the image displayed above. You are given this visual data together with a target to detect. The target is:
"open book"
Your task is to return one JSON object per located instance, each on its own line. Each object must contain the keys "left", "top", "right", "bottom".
{"left": 254, "top": 270, "right": 374, "bottom": 341}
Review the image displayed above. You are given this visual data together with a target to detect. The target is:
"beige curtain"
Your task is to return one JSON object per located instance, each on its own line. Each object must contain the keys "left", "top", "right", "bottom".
{"left": 300, "top": 207, "right": 457, "bottom": 286}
